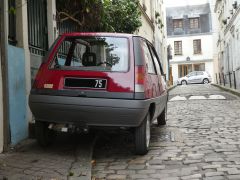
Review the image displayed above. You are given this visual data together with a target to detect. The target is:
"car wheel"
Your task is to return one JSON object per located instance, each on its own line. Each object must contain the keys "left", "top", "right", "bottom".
{"left": 135, "top": 113, "right": 151, "bottom": 155}
{"left": 157, "top": 107, "right": 166, "bottom": 126}
{"left": 203, "top": 78, "right": 209, "bottom": 84}
{"left": 35, "top": 121, "right": 55, "bottom": 147}
{"left": 181, "top": 80, "right": 187, "bottom": 85}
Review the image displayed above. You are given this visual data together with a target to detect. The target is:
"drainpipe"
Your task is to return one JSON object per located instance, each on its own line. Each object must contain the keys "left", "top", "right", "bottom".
{"left": 0, "top": 0, "right": 10, "bottom": 151}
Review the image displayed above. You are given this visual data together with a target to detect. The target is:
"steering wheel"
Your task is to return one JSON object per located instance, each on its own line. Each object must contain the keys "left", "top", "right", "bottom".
{"left": 97, "top": 61, "right": 112, "bottom": 67}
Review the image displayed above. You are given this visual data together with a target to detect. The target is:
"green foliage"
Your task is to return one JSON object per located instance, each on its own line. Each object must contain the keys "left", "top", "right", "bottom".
{"left": 56, "top": 0, "right": 141, "bottom": 33}
{"left": 101, "top": 0, "right": 142, "bottom": 33}
{"left": 8, "top": 6, "right": 16, "bottom": 15}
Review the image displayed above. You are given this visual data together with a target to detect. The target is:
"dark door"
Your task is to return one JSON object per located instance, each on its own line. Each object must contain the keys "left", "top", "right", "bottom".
{"left": 27, "top": 0, "right": 48, "bottom": 56}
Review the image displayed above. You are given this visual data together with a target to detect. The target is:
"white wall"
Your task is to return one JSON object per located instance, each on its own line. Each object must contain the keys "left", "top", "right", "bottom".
{"left": 172, "top": 64, "right": 179, "bottom": 84}
{"left": 205, "top": 61, "right": 214, "bottom": 79}
{"left": 47, "top": 0, "right": 58, "bottom": 46}
{"left": 167, "top": 35, "right": 214, "bottom": 62}
{"left": 137, "top": 13, "right": 154, "bottom": 42}
{"left": 136, "top": 0, "right": 155, "bottom": 42}
{"left": 165, "top": 0, "right": 209, "bottom": 7}
{"left": 154, "top": 0, "right": 168, "bottom": 74}
{"left": 223, "top": 9, "right": 240, "bottom": 87}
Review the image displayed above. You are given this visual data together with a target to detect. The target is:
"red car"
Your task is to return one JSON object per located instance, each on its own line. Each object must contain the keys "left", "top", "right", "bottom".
{"left": 29, "top": 32, "right": 168, "bottom": 155}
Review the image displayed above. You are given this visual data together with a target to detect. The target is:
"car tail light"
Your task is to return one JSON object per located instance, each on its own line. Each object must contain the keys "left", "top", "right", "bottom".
{"left": 135, "top": 66, "right": 145, "bottom": 92}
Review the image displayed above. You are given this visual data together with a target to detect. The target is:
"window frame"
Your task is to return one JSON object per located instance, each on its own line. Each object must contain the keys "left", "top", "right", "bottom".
{"left": 141, "top": 40, "right": 157, "bottom": 75}
{"left": 189, "top": 17, "right": 200, "bottom": 29}
{"left": 173, "top": 19, "right": 183, "bottom": 30}
{"left": 193, "top": 39, "right": 202, "bottom": 54}
{"left": 174, "top": 41, "right": 183, "bottom": 55}
{"left": 147, "top": 44, "right": 164, "bottom": 76}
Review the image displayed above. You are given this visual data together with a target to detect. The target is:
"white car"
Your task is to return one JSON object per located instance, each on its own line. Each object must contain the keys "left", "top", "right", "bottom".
{"left": 177, "top": 71, "right": 212, "bottom": 85}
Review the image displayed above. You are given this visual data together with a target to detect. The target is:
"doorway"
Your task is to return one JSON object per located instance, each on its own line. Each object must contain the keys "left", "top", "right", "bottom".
{"left": 178, "top": 64, "right": 192, "bottom": 77}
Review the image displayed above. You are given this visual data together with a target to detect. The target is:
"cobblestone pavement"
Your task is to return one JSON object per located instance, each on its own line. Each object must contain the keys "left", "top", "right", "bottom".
{"left": 0, "top": 134, "right": 96, "bottom": 180}
{"left": 92, "top": 84, "right": 240, "bottom": 180}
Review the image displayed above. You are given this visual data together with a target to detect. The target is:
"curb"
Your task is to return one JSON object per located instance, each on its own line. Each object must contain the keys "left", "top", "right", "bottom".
{"left": 69, "top": 134, "right": 97, "bottom": 180}
{"left": 167, "top": 85, "right": 177, "bottom": 92}
{"left": 212, "top": 84, "right": 240, "bottom": 97}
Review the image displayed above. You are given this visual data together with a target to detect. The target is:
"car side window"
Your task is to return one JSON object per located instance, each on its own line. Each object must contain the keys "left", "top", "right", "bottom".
{"left": 197, "top": 71, "right": 203, "bottom": 75}
{"left": 141, "top": 40, "right": 156, "bottom": 74}
{"left": 148, "top": 44, "right": 162, "bottom": 75}
{"left": 191, "top": 72, "right": 197, "bottom": 76}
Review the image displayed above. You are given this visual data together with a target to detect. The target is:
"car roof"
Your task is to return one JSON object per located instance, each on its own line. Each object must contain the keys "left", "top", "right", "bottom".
{"left": 61, "top": 32, "right": 140, "bottom": 38}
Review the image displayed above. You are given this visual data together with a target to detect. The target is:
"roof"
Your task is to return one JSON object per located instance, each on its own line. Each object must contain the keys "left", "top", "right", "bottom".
{"left": 166, "top": 3, "right": 211, "bottom": 19}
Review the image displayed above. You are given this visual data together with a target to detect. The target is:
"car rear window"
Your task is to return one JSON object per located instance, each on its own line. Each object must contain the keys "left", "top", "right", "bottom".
{"left": 49, "top": 36, "right": 129, "bottom": 72}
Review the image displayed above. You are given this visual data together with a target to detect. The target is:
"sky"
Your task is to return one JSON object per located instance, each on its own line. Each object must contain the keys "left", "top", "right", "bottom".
{"left": 164, "top": 0, "right": 210, "bottom": 7}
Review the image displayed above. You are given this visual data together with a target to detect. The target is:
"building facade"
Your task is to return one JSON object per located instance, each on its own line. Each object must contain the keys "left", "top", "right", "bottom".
{"left": 137, "top": 0, "right": 167, "bottom": 75}
{"left": 166, "top": 3, "right": 214, "bottom": 84}
{"left": 214, "top": 0, "right": 240, "bottom": 89}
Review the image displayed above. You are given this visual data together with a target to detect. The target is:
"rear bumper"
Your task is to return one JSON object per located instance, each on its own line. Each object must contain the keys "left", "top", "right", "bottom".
{"left": 29, "top": 95, "right": 152, "bottom": 127}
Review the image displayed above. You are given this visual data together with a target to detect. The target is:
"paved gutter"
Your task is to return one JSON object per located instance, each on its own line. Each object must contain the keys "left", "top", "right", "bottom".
{"left": 167, "top": 85, "right": 177, "bottom": 92}
{"left": 212, "top": 83, "right": 240, "bottom": 97}
{"left": 68, "top": 134, "right": 97, "bottom": 180}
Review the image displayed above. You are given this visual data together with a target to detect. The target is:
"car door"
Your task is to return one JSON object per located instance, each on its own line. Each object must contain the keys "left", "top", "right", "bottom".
{"left": 141, "top": 39, "right": 158, "bottom": 99}
{"left": 148, "top": 43, "right": 168, "bottom": 117}
{"left": 195, "top": 71, "right": 204, "bottom": 83}
{"left": 187, "top": 72, "right": 197, "bottom": 84}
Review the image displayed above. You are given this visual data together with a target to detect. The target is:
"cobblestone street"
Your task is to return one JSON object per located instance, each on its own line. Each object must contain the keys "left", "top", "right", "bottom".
{"left": 0, "top": 84, "right": 240, "bottom": 180}
{"left": 92, "top": 84, "right": 240, "bottom": 180}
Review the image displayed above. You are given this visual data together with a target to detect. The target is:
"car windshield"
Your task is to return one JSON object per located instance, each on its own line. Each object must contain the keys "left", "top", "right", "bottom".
{"left": 50, "top": 36, "right": 129, "bottom": 72}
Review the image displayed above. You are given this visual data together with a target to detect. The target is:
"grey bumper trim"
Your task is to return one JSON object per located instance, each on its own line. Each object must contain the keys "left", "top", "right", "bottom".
{"left": 29, "top": 95, "right": 152, "bottom": 127}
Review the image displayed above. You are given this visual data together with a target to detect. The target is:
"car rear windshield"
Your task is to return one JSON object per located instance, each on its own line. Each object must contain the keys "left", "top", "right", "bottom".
{"left": 50, "top": 36, "right": 129, "bottom": 72}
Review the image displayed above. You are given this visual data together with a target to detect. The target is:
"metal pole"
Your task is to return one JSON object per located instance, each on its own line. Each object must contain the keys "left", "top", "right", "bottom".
{"left": 229, "top": 72, "right": 232, "bottom": 88}
{"left": 233, "top": 71, "right": 236, "bottom": 89}
{"left": 215, "top": 73, "right": 218, "bottom": 84}
{"left": 223, "top": 73, "right": 225, "bottom": 86}
{"left": 0, "top": 0, "right": 10, "bottom": 151}
{"left": 219, "top": 73, "right": 221, "bottom": 85}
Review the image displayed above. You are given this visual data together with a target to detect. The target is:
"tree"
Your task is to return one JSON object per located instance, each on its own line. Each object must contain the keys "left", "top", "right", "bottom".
{"left": 56, "top": 0, "right": 142, "bottom": 33}
{"left": 101, "top": 0, "right": 142, "bottom": 33}
{"left": 56, "top": 0, "right": 103, "bottom": 32}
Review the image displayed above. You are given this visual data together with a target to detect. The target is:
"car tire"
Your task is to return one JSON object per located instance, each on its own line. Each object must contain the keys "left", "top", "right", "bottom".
{"left": 35, "top": 121, "right": 55, "bottom": 147}
{"left": 181, "top": 80, "right": 187, "bottom": 85}
{"left": 157, "top": 108, "right": 166, "bottom": 126}
{"left": 135, "top": 113, "right": 151, "bottom": 155}
{"left": 203, "top": 78, "right": 209, "bottom": 84}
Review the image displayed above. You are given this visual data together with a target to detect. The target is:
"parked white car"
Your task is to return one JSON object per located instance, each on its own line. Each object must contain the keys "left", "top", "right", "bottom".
{"left": 177, "top": 71, "right": 212, "bottom": 85}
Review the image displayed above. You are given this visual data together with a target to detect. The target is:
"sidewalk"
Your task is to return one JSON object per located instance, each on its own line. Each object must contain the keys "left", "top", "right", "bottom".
{"left": 212, "top": 83, "right": 240, "bottom": 97}
{"left": 0, "top": 134, "right": 96, "bottom": 180}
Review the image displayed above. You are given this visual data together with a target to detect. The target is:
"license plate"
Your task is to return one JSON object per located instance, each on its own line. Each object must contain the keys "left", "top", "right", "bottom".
{"left": 64, "top": 78, "right": 107, "bottom": 89}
